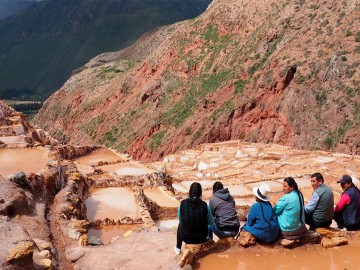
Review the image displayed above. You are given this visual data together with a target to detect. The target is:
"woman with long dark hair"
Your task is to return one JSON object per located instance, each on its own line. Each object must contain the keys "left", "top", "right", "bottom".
{"left": 175, "top": 182, "right": 215, "bottom": 254}
{"left": 273, "top": 177, "right": 307, "bottom": 240}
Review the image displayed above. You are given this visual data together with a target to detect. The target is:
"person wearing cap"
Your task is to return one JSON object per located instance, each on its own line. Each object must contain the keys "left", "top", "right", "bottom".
{"left": 174, "top": 182, "right": 215, "bottom": 255}
{"left": 242, "top": 182, "right": 279, "bottom": 243}
{"left": 304, "top": 172, "right": 334, "bottom": 230}
{"left": 208, "top": 181, "right": 240, "bottom": 239}
{"left": 273, "top": 177, "right": 307, "bottom": 240}
{"left": 334, "top": 175, "right": 360, "bottom": 231}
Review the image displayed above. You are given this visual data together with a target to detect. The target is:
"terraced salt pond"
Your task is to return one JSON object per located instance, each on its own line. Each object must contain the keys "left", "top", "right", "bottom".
{"left": 0, "top": 147, "right": 48, "bottom": 177}
{"left": 85, "top": 187, "right": 140, "bottom": 222}
{"left": 99, "top": 163, "right": 155, "bottom": 176}
{"left": 0, "top": 136, "right": 23, "bottom": 144}
{"left": 144, "top": 188, "right": 180, "bottom": 208}
{"left": 74, "top": 149, "right": 124, "bottom": 166}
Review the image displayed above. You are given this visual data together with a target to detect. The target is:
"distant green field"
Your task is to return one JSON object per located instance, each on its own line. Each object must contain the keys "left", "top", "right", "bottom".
{"left": 4, "top": 99, "right": 43, "bottom": 119}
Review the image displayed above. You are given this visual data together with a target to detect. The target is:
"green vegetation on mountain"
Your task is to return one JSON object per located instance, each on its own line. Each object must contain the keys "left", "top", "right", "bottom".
{"left": 34, "top": 0, "right": 360, "bottom": 160}
{"left": 0, "top": 0, "right": 36, "bottom": 20}
{"left": 0, "top": 0, "right": 211, "bottom": 100}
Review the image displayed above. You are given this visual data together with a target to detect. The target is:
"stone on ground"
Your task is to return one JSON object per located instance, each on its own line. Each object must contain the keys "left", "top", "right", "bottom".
{"left": 184, "top": 239, "right": 216, "bottom": 255}
{"left": 316, "top": 227, "right": 346, "bottom": 238}
{"left": 237, "top": 230, "right": 256, "bottom": 247}
{"left": 179, "top": 249, "right": 193, "bottom": 268}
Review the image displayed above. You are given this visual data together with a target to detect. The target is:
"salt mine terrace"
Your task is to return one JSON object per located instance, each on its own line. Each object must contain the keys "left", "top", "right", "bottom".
{"left": 1, "top": 139, "right": 360, "bottom": 269}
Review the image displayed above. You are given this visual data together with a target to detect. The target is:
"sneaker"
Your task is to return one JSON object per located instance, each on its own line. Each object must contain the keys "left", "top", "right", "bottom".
{"left": 174, "top": 247, "right": 181, "bottom": 255}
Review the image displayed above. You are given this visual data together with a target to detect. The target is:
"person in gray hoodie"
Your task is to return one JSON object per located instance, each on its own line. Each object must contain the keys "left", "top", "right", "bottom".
{"left": 208, "top": 181, "right": 240, "bottom": 238}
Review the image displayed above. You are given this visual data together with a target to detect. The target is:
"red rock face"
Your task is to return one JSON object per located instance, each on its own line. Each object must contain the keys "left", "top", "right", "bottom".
{"left": 34, "top": 0, "right": 360, "bottom": 161}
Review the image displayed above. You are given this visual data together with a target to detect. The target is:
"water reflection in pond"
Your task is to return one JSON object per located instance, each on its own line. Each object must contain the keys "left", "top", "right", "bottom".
{"left": 85, "top": 187, "right": 140, "bottom": 222}
{"left": 88, "top": 225, "right": 137, "bottom": 243}
{"left": 193, "top": 240, "right": 360, "bottom": 270}
{"left": 0, "top": 148, "right": 48, "bottom": 177}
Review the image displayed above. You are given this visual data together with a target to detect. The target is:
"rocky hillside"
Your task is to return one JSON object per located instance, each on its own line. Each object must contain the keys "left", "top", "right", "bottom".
{"left": 34, "top": 0, "right": 360, "bottom": 161}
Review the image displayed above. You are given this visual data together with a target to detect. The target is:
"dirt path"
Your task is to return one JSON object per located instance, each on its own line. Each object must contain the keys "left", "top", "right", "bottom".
{"left": 74, "top": 230, "right": 180, "bottom": 270}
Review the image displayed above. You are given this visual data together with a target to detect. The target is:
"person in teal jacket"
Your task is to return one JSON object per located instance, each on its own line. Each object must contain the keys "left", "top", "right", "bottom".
{"left": 273, "top": 177, "right": 307, "bottom": 240}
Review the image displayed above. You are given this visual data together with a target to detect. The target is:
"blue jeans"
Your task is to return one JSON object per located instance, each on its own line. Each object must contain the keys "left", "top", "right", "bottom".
{"left": 208, "top": 224, "right": 239, "bottom": 239}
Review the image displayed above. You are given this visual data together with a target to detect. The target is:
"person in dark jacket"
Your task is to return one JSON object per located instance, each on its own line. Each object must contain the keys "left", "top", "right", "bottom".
{"left": 208, "top": 181, "right": 240, "bottom": 239}
{"left": 242, "top": 182, "right": 279, "bottom": 243}
{"left": 175, "top": 182, "right": 215, "bottom": 254}
{"left": 334, "top": 175, "right": 360, "bottom": 231}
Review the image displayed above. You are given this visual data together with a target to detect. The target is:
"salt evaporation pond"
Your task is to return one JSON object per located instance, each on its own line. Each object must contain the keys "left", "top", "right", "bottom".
{"left": 74, "top": 149, "right": 124, "bottom": 166}
{"left": 85, "top": 187, "right": 141, "bottom": 222}
{"left": 144, "top": 188, "right": 180, "bottom": 207}
{"left": 0, "top": 148, "right": 48, "bottom": 177}
{"left": 155, "top": 219, "right": 178, "bottom": 231}
{"left": 99, "top": 163, "right": 155, "bottom": 176}
{"left": 0, "top": 136, "right": 22, "bottom": 144}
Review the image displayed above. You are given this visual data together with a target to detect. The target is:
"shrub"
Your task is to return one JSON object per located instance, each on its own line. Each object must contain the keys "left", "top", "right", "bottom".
{"left": 149, "top": 130, "right": 166, "bottom": 151}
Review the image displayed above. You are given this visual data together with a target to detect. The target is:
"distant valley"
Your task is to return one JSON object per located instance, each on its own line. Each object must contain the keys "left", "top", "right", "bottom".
{"left": 0, "top": 0, "right": 37, "bottom": 20}
{"left": 0, "top": 0, "right": 211, "bottom": 100}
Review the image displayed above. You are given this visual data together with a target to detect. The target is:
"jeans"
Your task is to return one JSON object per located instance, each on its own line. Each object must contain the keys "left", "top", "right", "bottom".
{"left": 208, "top": 224, "right": 239, "bottom": 239}
{"left": 305, "top": 212, "right": 332, "bottom": 230}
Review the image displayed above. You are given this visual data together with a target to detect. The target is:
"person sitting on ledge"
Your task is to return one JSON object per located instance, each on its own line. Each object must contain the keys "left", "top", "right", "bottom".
{"left": 305, "top": 172, "right": 334, "bottom": 230}
{"left": 334, "top": 175, "right": 360, "bottom": 231}
{"left": 174, "top": 182, "right": 215, "bottom": 255}
{"left": 208, "top": 181, "right": 240, "bottom": 239}
{"left": 242, "top": 182, "right": 279, "bottom": 243}
{"left": 273, "top": 177, "right": 307, "bottom": 240}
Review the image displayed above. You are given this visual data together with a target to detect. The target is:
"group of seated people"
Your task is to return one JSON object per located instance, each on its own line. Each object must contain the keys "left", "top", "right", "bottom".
{"left": 174, "top": 173, "right": 360, "bottom": 254}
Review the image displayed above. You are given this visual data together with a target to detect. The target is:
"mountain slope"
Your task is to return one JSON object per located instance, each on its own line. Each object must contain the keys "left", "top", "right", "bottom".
{"left": 34, "top": 0, "right": 360, "bottom": 161}
{"left": 0, "top": 0, "right": 211, "bottom": 99}
{"left": 0, "top": 0, "right": 36, "bottom": 20}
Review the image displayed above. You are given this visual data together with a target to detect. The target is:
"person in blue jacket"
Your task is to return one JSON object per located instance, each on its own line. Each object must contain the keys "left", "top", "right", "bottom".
{"left": 242, "top": 182, "right": 279, "bottom": 243}
{"left": 174, "top": 182, "right": 215, "bottom": 255}
{"left": 273, "top": 177, "right": 307, "bottom": 240}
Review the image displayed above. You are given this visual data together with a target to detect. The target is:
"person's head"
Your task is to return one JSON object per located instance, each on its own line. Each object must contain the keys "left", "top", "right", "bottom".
{"left": 189, "top": 182, "right": 202, "bottom": 198}
{"left": 252, "top": 182, "right": 270, "bottom": 202}
{"left": 283, "top": 177, "right": 298, "bottom": 194}
{"left": 310, "top": 172, "right": 324, "bottom": 190}
{"left": 213, "top": 181, "right": 224, "bottom": 193}
{"left": 337, "top": 174, "right": 353, "bottom": 191}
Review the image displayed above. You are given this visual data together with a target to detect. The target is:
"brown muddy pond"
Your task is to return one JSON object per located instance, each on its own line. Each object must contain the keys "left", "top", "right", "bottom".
{"left": 194, "top": 240, "right": 360, "bottom": 270}
{"left": 74, "top": 149, "right": 124, "bottom": 166}
{"left": 85, "top": 187, "right": 141, "bottom": 222}
{"left": 0, "top": 148, "right": 48, "bottom": 177}
{"left": 88, "top": 224, "right": 137, "bottom": 243}
{"left": 144, "top": 188, "right": 180, "bottom": 208}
